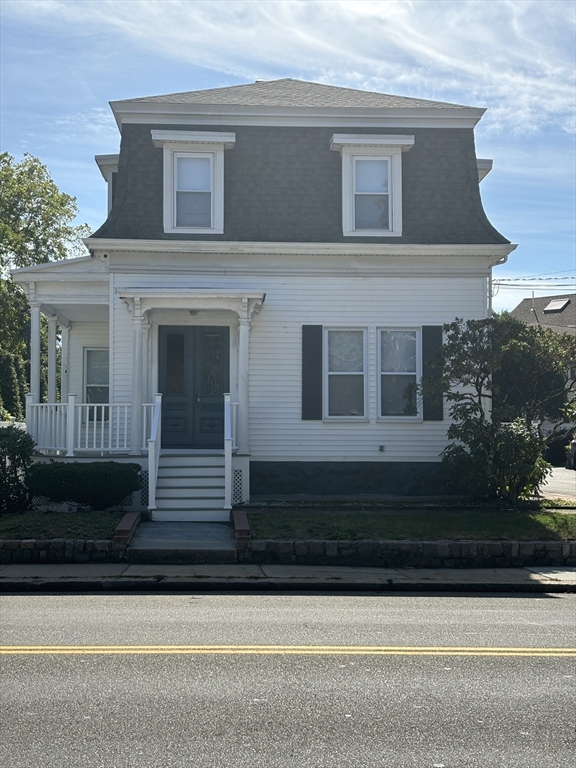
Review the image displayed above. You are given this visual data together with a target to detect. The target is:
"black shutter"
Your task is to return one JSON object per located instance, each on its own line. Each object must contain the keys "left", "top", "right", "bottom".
{"left": 422, "top": 326, "right": 443, "bottom": 421}
{"left": 302, "top": 325, "right": 323, "bottom": 420}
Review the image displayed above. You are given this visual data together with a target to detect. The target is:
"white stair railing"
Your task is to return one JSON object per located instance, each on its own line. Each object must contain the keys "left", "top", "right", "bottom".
{"left": 147, "top": 394, "right": 162, "bottom": 512}
{"left": 224, "top": 393, "right": 234, "bottom": 511}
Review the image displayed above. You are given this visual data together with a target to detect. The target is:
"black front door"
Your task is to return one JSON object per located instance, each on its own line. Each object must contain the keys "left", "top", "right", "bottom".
{"left": 159, "top": 326, "right": 230, "bottom": 448}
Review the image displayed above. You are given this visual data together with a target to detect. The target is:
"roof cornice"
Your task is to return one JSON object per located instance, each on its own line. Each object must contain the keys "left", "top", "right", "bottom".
{"left": 86, "top": 238, "right": 516, "bottom": 260}
{"left": 109, "top": 102, "right": 485, "bottom": 131}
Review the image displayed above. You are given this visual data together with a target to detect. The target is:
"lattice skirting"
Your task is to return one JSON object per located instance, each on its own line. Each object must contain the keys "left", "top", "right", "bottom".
{"left": 233, "top": 469, "right": 243, "bottom": 505}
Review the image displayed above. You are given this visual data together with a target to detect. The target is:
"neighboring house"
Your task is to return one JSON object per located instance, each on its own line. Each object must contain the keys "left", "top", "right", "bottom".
{"left": 510, "top": 294, "right": 576, "bottom": 335}
{"left": 12, "top": 79, "right": 515, "bottom": 520}
{"left": 510, "top": 294, "right": 576, "bottom": 447}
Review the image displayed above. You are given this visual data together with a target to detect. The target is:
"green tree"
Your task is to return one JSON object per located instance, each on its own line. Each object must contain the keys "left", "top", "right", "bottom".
{"left": 423, "top": 314, "right": 576, "bottom": 503}
{"left": 0, "top": 153, "right": 90, "bottom": 415}
{"left": 0, "top": 152, "right": 90, "bottom": 272}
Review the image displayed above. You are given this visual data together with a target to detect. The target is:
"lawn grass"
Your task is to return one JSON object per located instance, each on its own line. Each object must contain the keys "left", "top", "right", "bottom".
{"left": 247, "top": 509, "right": 576, "bottom": 541}
{"left": 0, "top": 511, "right": 124, "bottom": 540}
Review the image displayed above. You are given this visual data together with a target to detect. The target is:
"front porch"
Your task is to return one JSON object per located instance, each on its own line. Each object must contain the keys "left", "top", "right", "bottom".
{"left": 27, "top": 394, "right": 247, "bottom": 519}
{"left": 12, "top": 254, "right": 265, "bottom": 520}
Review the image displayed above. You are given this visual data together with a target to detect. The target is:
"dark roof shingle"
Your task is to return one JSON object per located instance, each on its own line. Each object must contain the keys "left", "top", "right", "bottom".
{"left": 116, "top": 78, "right": 473, "bottom": 109}
{"left": 510, "top": 294, "right": 576, "bottom": 335}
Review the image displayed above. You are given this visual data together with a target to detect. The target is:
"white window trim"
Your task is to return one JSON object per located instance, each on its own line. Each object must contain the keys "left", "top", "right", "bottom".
{"left": 83, "top": 347, "right": 110, "bottom": 404}
{"left": 331, "top": 134, "right": 414, "bottom": 238}
{"left": 377, "top": 328, "right": 422, "bottom": 421}
{"left": 151, "top": 130, "right": 235, "bottom": 235}
{"left": 323, "top": 328, "right": 368, "bottom": 421}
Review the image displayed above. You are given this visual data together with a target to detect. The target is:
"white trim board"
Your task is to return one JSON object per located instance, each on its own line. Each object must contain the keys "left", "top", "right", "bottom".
{"left": 86, "top": 238, "right": 517, "bottom": 259}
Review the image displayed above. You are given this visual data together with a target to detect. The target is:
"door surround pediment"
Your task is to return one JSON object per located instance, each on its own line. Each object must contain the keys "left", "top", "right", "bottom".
{"left": 118, "top": 289, "right": 265, "bottom": 320}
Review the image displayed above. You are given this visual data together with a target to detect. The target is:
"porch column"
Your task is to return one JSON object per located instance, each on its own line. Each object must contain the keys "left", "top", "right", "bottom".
{"left": 47, "top": 315, "right": 57, "bottom": 403}
{"left": 142, "top": 320, "right": 150, "bottom": 405}
{"left": 130, "top": 298, "right": 143, "bottom": 455}
{"left": 29, "top": 303, "right": 41, "bottom": 403}
{"left": 60, "top": 324, "right": 70, "bottom": 401}
{"left": 237, "top": 311, "right": 251, "bottom": 455}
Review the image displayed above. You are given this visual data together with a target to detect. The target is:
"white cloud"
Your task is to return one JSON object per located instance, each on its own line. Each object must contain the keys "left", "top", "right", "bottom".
{"left": 52, "top": 107, "right": 119, "bottom": 145}
{"left": 3, "top": 0, "right": 574, "bottom": 134}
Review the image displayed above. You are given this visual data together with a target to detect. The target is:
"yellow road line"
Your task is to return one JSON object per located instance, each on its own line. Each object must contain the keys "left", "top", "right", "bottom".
{"left": 1, "top": 645, "right": 575, "bottom": 657}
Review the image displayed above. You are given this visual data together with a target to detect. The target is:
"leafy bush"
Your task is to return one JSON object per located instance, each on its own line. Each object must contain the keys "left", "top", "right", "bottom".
{"left": 443, "top": 419, "right": 552, "bottom": 504}
{"left": 0, "top": 350, "right": 26, "bottom": 420}
{"left": 29, "top": 461, "right": 141, "bottom": 510}
{"left": 420, "top": 315, "right": 574, "bottom": 504}
{"left": 0, "top": 424, "right": 35, "bottom": 514}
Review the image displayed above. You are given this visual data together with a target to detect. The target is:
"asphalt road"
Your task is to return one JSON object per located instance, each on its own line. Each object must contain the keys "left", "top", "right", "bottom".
{"left": 1, "top": 593, "right": 575, "bottom": 768}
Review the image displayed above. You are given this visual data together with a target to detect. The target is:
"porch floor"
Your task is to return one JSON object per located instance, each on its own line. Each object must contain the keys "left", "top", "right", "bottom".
{"left": 129, "top": 522, "right": 236, "bottom": 551}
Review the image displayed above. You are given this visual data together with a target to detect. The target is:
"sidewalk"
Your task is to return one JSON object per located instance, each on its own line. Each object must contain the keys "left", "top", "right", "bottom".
{"left": 0, "top": 562, "right": 574, "bottom": 593}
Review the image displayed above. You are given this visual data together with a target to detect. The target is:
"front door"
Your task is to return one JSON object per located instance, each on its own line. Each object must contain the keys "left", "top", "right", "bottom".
{"left": 159, "top": 326, "right": 230, "bottom": 448}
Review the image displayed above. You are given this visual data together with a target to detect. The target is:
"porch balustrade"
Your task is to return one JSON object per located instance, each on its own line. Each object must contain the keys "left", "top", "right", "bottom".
{"left": 25, "top": 395, "right": 156, "bottom": 456}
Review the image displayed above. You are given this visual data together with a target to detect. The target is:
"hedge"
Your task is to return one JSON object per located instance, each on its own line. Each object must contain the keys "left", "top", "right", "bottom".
{"left": 29, "top": 461, "right": 142, "bottom": 510}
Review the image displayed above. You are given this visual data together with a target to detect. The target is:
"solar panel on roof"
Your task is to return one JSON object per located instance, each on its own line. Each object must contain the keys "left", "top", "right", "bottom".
{"left": 543, "top": 298, "right": 570, "bottom": 313}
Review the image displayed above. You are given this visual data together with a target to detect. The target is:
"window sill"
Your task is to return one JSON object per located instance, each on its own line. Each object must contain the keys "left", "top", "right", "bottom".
{"left": 377, "top": 416, "right": 423, "bottom": 423}
{"left": 323, "top": 417, "right": 370, "bottom": 423}
{"left": 164, "top": 226, "right": 224, "bottom": 235}
{"left": 343, "top": 229, "right": 402, "bottom": 237}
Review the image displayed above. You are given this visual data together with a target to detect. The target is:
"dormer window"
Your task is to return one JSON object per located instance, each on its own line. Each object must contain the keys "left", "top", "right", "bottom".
{"left": 331, "top": 134, "right": 414, "bottom": 237}
{"left": 151, "top": 130, "right": 236, "bottom": 234}
{"left": 175, "top": 154, "right": 212, "bottom": 228}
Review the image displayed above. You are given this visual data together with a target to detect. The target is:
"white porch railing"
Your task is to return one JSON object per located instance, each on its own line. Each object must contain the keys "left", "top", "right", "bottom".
{"left": 146, "top": 394, "right": 162, "bottom": 512}
{"left": 25, "top": 394, "right": 157, "bottom": 456}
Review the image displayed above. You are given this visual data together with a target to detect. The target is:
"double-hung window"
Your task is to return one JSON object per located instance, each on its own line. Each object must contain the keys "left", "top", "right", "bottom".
{"left": 330, "top": 134, "right": 414, "bottom": 237}
{"left": 379, "top": 329, "right": 419, "bottom": 418}
{"left": 151, "top": 130, "right": 236, "bottom": 234}
{"left": 303, "top": 324, "right": 443, "bottom": 422}
{"left": 325, "top": 329, "right": 366, "bottom": 418}
{"left": 85, "top": 349, "right": 109, "bottom": 405}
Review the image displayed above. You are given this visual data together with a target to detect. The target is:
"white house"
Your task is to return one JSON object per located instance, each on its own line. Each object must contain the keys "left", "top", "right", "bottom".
{"left": 12, "top": 79, "right": 515, "bottom": 520}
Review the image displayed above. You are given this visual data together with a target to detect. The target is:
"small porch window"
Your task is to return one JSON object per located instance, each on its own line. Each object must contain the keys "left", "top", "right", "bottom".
{"left": 85, "top": 348, "right": 109, "bottom": 405}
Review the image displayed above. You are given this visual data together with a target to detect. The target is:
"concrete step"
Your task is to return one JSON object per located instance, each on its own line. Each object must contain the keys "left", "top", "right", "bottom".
{"left": 127, "top": 548, "right": 237, "bottom": 564}
{"left": 151, "top": 510, "right": 231, "bottom": 522}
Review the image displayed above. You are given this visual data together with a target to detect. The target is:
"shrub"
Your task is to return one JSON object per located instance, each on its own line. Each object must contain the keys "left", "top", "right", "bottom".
{"left": 442, "top": 419, "right": 552, "bottom": 504}
{"left": 29, "top": 461, "right": 141, "bottom": 510}
{"left": 0, "top": 424, "right": 35, "bottom": 514}
{"left": 0, "top": 350, "right": 25, "bottom": 420}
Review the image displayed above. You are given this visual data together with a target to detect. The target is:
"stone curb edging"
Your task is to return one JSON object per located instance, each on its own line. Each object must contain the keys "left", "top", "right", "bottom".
{"left": 0, "top": 539, "right": 127, "bottom": 564}
{"left": 1, "top": 536, "right": 575, "bottom": 567}
{"left": 238, "top": 539, "right": 576, "bottom": 568}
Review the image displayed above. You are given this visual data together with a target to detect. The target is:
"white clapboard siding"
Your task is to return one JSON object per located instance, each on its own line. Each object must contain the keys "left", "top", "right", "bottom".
{"left": 112, "top": 266, "right": 487, "bottom": 462}
{"left": 112, "top": 292, "right": 134, "bottom": 403}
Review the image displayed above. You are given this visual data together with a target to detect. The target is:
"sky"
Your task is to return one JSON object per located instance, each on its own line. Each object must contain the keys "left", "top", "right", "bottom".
{"left": 1, "top": 0, "right": 574, "bottom": 311}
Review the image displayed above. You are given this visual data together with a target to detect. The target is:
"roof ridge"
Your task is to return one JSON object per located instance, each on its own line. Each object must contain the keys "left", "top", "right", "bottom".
{"left": 112, "top": 78, "right": 474, "bottom": 110}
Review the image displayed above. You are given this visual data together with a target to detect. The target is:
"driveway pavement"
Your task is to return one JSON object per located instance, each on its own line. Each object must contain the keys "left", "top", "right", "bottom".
{"left": 541, "top": 466, "right": 576, "bottom": 500}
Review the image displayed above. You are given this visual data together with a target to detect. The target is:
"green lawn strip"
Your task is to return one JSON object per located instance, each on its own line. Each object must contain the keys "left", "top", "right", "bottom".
{"left": 247, "top": 510, "right": 576, "bottom": 541}
{"left": 0, "top": 511, "right": 123, "bottom": 540}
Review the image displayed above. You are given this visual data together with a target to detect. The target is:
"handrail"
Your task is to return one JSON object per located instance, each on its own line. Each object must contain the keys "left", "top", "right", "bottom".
{"left": 147, "top": 394, "right": 162, "bottom": 512}
{"left": 224, "top": 393, "right": 233, "bottom": 511}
